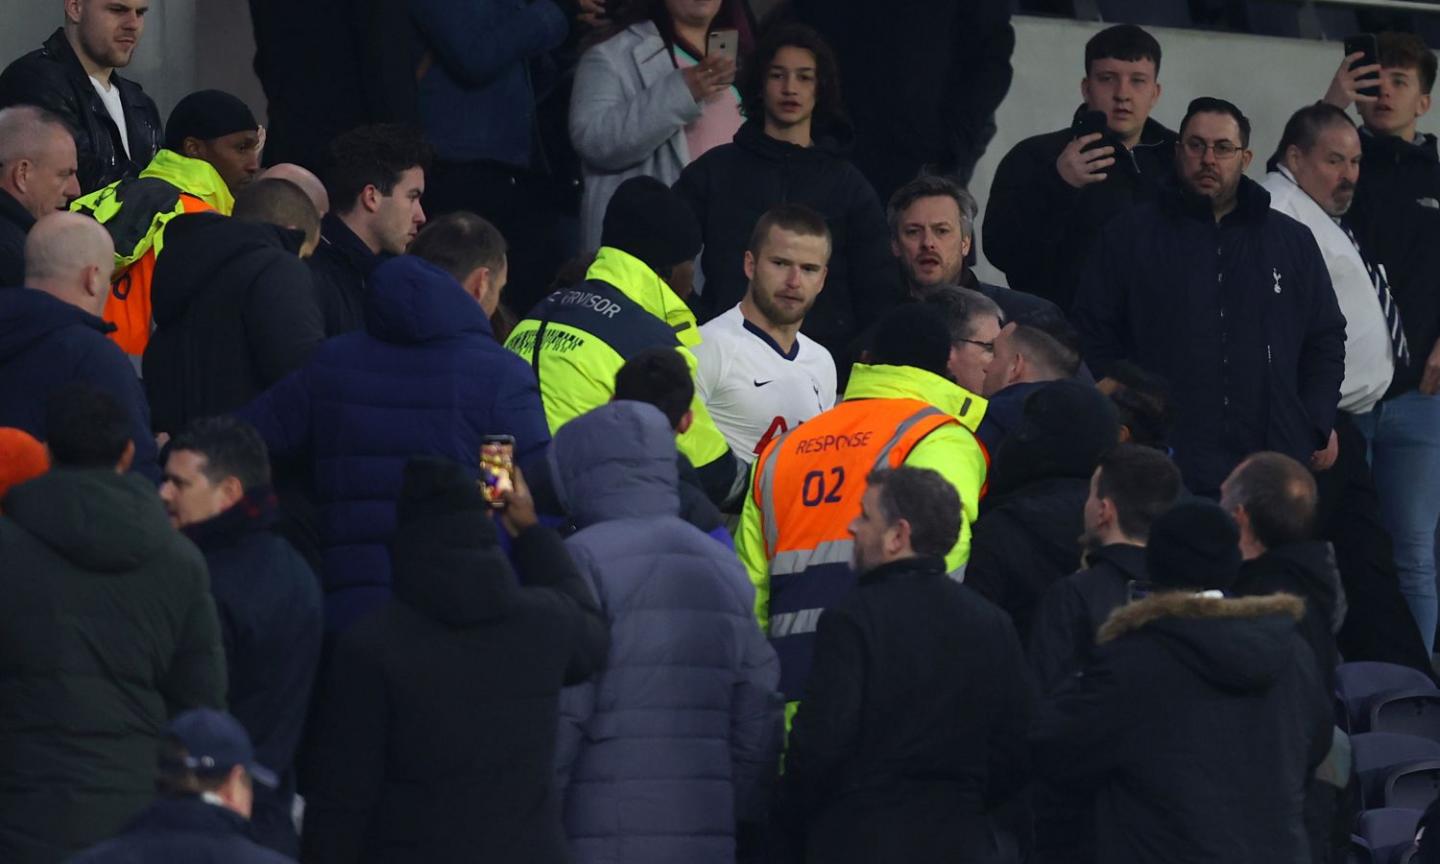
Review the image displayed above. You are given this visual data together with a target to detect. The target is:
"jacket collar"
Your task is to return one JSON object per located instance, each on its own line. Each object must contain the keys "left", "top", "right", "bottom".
{"left": 0, "top": 188, "right": 35, "bottom": 236}
{"left": 1086, "top": 542, "right": 1148, "bottom": 580}
{"left": 1163, "top": 174, "right": 1271, "bottom": 226}
{"left": 1360, "top": 124, "right": 1440, "bottom": 165}
{"left": 320, "top": 212, "right": 383, "bottom": 275}
{"left": 126, "top": 796, "right": 255, "bottom": 840}
{"left": 139, "top": 149, "right": 235, "bottom": 215}
{"left": 734, "top": 117, "right": 849, "bottom": 158}
{"left": 858, "top": 555, "right": 946, "bottom": 587}
{"left": 1098, "top": 590, "right": 1303, "bottom": 644}
{"left": 587, "top": 246, "right": 700, "bottom": 347}
{"left": 181, "top": 489, "right": 278, "bottom": 553}
{"left": 843, "top": 363, "right": 987, "bottom": 431}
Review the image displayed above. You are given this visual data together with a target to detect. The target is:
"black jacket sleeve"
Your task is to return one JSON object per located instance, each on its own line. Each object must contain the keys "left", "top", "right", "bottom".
{"left": 942, "top": 0, "right": 1013, "bottom": 179}
{"left": 782, "top": 607, "right": 865, "bottom": 826}
{"left": 245, "top": 256, "right": 326, "bottom": 387}
{"left": 982, "top": 135, "right": 1076, "bottom": 298}
{"left": 1028, "top": 577, "right": 1090, "bottom": 696}
{"left": 511, "top": 523, "right": 608, "bottom": 685}
{"left": 1071, "top": 220, "right": 1131, "bottom": 378}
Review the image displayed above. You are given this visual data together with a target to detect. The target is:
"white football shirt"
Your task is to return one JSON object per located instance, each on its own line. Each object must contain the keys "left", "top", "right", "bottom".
{"left": 694, "top": 304, "right": 838, "bottom": 465}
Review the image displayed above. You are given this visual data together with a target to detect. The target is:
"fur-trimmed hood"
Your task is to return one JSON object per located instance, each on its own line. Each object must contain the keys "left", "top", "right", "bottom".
{"left": 1098, "top": 592, "right": 1307, "bottom": 693}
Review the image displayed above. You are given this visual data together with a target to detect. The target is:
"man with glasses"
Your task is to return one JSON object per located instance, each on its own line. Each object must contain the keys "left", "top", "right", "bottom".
{"left": 1074, "top": 97, "right": 1346, "bottom": 497}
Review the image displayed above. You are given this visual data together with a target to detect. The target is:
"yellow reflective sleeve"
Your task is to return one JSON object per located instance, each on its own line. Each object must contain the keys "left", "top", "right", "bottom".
{"left": 903, "top": 425, "right": 988, "bottom": 573}
{"left": 736, "top": 482, "right": 770, "bottom": 628}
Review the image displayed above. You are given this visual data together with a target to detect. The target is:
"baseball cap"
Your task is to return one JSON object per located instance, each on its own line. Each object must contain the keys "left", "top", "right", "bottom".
{"left": 168, "top": 709, "right": 278, "bottom": 789}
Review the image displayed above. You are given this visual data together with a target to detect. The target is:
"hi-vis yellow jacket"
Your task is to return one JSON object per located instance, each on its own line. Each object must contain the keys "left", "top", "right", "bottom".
{"left": 735, "top": 362, "right": 989, "bottom": 701}
{"left": 505, "top": 246, "right": 734, "bottom": 483}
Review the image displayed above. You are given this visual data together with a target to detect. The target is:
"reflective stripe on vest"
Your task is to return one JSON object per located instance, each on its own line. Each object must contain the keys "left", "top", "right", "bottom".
{"left": 750, "top": 399, "right": 957, "bottom": 699}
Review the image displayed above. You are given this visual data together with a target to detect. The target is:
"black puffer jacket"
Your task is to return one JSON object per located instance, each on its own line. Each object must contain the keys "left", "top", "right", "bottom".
{"left": 674, "top": 120, "right": 901, "bottom": 358}
{"left": 1234, "top": 541, "right": 1343, "bottom": 693}
{"left": 0, "top": 188, "right": 34, "bottom": 288}
{"left": 984, "top": 107, "right": 1176, "bottom": 310}
{"left": 0, "top": 29, "right": 162, "bottom": 193}
{"left": 0, "top": 469, "right": 226, "bottom": 864}
{"left": 1032, "top": 591, "right": 1333, "bottom": 864}
{"left": 966, "top": 381, "right": 1119, "bottom": 642}
{"left": 1028, "top": 543, "right": 1148, "bottom": 695}
{"left": 144, "top": 212, "right": 323, "bottom": 434}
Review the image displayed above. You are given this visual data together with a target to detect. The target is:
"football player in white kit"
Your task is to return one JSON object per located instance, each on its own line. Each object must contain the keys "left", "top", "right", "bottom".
{"left": 694, "top": 203, "right": 838, "bottom": 475}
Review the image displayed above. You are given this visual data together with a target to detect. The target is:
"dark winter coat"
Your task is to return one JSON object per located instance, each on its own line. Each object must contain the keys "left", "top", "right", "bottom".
{"left": 0, "top": 286, "right": 160, "bottom": 481}
{"left": 240, "top": 255, "right": 552, "bottom": 632}
{"left": 782, "top": 555, "right": 1034, "bottom": 864}
{"left": 1073, "top": 177, "right": 1346, "bottom": 496}
{"left": 66, "top": 796, "right": 294, "bottom": 864}
{"left": 551, "top": 402, "right": 783, "bottom": 864}
{"left": 300, "top": 484, "right": 608, "bottom": 864}
{"left": 0, "top": 29, "right": 162, "bottom": 193}
{"left": 0, "top": 469, "right": 226, "bottom": 864}
{"left": 1234, "top": 541, "right": 1343, "bottom": 694}
{"left": 0, "top": 188, "right": 34, "bottom": 287}
{"left": 1032, "top": 592, "right": 1333, "bottom": 864}
{"left": 674, "top": 121, "right": 902, "bottom": 358}
{"left": 184, "top": 492, "right": 322, "bottom": 859}
{"left": 1028, "top": 542, "right": 1148, "bottom": 695}
{"left": 1349, "top": 128, "right": 1440, "bottom": 397}
{"left": 791, "top": 0, "right": 1014, "bottom": 195}
{"left": 307, "top": 214, "right": 383, "bottom": 338}
{"left": 975, "top": 381, "right": 1047, "bottom": 454}
{"left": 984, "top": 109, "right": 1176, "bottom": 311}
{"left": 144, "top": 213, "right": 324, "bottom": 435}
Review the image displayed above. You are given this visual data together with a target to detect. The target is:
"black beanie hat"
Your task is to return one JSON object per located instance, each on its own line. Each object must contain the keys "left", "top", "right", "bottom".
{"left": 164, "top": 90, "right": 258, "bottom": 152}
{"left": 1146, "top": 500, "right": 1242, "bottom": 593}
{"left": 396, "top": 456, "right": 498, "bottom": 545}
{"left": 600, "top": 176, "right": 702, "bottom": 275}
{"left": 867, "top": 304, "right": 953, "bottom": 378}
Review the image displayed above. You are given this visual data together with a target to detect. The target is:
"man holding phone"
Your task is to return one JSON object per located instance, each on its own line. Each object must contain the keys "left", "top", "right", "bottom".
{"left": 1323, "top": 32, "right": 1440, "bottom": 653}
{"left": 984, "top": 24, "right": 1175, "bottom": 312}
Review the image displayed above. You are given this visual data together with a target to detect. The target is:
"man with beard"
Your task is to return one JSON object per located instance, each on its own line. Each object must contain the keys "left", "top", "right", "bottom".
{"left": 1073, "top": 98, "right": 1346, "bottom": 498}
{"left": 694, "top": 204, "right": 838, "bottom": 470}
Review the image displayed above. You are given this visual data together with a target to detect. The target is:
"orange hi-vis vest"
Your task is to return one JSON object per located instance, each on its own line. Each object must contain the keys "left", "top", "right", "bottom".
{"left": 103, "top": 192, "right": 213, "bottom": 357}
{"left": 750, "top": 397, "right": 959, "bottom": 699}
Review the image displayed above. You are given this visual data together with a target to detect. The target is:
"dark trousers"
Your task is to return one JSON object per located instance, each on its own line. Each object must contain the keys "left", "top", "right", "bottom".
{"left": 1317, "top": 411, "right": 1434, "bottom": 677}
{"left": 424, "top": 159, "right": 580, "bottom": 319}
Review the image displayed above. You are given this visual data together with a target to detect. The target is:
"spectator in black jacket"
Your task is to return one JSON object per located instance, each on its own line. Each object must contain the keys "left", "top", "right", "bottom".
{"left": 888, "top": 174, "right": 1062, "bottom": 324}
{"left": 0, "top": 106, "right": 79, "bottom": 286}
{"left": 674, "top": 23, "right": 899, "bottom": 360}
{"left": 1032, "top": 501, "right": 1333, "bottom": 864}
{"left": 1026, "top": 443, "right": 1181, "bottom": 864}
{"left": 1029, "top": 443, "right": 1182, "bottom": 694}
{"left": 70, "top": 710, "right": 294, "bottom": 864}
{"left": 984, "top": 24, "right": 1176, "bottom": 311}
{"left": 976, "top": 311, "right": 1083, "bottom": 453}
{"left": 301, "top": 457, "right": 607, "bottom": 863}
{"left": 782, "top": 467, "right": 1033, "bottom": 863}
{"left": 1074, "top": 98, "right": 1346, "bottom": 497}
{"left": 144, "top": 178, "right": 324, "bottom": 435}
{"left": 0, "top": 1, "right": 162, "bottom": 193}
{"left": 311, "top": 125, "right": 431, "bottom": 336}
{"left": 160, "top": 417, "right": 322, "bottom": 859}
{"left": 0, "top": 212, "right": 160, "bottom": 480}
{"left": 790, "top": 0, "right": 1013, "bottom": 194}
{"left": 1323, "top": 32, "right": 1440, "bottom": 655}
{"left": 966, "top": 380, "right": 1120, "bottom": 643}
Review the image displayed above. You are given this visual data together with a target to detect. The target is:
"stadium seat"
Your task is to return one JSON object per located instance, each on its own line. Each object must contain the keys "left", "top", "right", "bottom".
{"left": 1357, "top": 808, "right": 1423, "bottom": 864}
{"left": 1338, "top": 663, "right": 1438, "bottom": 733}
{"left": 1350, "top": 835, "right": 1374, "bottom": 864}
{"left": 1373, "top": 692, "right": 1440, "bottom": 744}
{"left": 1353, "top": 733, "right": 1440, "bottom": 809}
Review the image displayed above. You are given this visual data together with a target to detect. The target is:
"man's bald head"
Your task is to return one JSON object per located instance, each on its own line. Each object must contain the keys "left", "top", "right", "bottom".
{"left": 0, "top": 106, "right": 80, "bottom": 219}
{"left": 25, "top": 213, "right": 115, "bottom": 315}
{"left": 258, "top": 163, "right": 328, "bottom": 216}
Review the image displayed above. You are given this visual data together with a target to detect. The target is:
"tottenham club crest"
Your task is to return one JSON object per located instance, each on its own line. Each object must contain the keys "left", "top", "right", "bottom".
{"left": 1272, "top": 268, "right": 1283, "bottom": 295}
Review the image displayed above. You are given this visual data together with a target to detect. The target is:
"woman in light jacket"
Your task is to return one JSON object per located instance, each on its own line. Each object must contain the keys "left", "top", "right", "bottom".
{"left": 570, "top": 0, "right": 752, "bottom": 251}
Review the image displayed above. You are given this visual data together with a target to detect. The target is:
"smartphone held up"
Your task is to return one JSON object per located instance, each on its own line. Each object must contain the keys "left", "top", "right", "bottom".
{"left": 480, "top": 435, "right": 516, "bottom": 509}
{"left": 1344, "top": 34, "right": 1381, "bottom": 99}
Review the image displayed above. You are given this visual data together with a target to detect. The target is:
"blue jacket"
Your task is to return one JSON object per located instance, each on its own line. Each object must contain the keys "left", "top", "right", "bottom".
{"left": 1074, "top": 177, "right": 1346, "bottom": 496}
{"left": 0, "top": 286, "right": 159, "bottom": 480}
{"left": 411, "top": 0, "right": 569, "bottom": 165}
{"left": 240, "top": 256, "right": 551, "bottom": 631}
{"left": 66, "top": 797, "right": 294, "bottom": 864}
{"left": 183, "top": 492, "right": 322, "bottom": 859}
{"left": 552, "top": 401, "right": 783, "bottom": 864}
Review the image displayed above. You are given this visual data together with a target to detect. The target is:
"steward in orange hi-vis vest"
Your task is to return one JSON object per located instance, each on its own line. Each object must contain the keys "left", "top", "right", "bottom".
{"left": 736, "top": 362, "right": 989, "bottom": 704}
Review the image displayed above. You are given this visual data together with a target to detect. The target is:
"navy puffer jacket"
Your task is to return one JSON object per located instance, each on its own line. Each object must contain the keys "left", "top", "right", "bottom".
{"left": 552, "top": 401, "right": 783, "bottom": 864}
{"left": 240, "top": 255, "right": 551, "bottom": 631}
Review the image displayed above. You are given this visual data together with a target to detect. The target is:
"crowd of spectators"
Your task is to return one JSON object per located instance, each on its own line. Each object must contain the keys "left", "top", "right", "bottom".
{"left": 4, "top": 1, "right": 1440, "bottom": 862}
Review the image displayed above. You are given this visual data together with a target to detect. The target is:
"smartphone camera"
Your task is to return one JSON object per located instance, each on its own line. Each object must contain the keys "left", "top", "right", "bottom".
{"left": 480, "top": 435, "right": 516, "bottom": 509}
